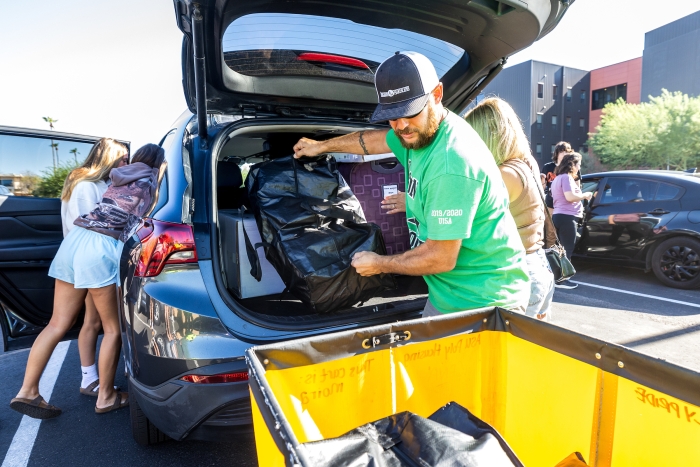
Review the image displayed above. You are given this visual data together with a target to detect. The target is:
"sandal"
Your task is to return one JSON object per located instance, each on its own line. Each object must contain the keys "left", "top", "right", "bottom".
{"left": 80, "top": 380, "right": 121, "bottom": 397}
{"left": 95, "top": 391, "right": 129, "bottom": 414}
{"left": 10, "top": 395, "right": 62, "bottom": 419}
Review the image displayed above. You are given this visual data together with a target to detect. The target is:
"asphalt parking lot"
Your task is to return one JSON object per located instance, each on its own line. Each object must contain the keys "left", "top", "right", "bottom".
{"left": 1, "top": 263, "right": 698, "bottom": 466}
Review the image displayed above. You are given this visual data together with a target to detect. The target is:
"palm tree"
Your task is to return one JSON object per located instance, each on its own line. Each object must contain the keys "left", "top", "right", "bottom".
{"left": 42, "top": 117, "right": 58, "bottom": 170}
{"left": 69, "top": 148, "right": 80, "bottom": 164}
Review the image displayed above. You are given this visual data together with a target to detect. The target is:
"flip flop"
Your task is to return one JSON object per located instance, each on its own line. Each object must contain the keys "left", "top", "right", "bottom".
{"left": 95, "top": 391, "right": 129, "bottom": 414}
{"left": 79, "top": 380, "right": 121, "bottom": 397}
{"left": 10, "top": 395, "right": 62, "bottom": 419}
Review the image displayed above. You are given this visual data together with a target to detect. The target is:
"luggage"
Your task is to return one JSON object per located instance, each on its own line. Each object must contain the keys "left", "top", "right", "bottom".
{"left": 245, "top": 154, "right": 396, "bottom": 314}
{"left": 218, "top": 209, "right": 286, "bottom": 299}
{"left": 301, "top": 402, "right": 522, "bottom": 467}
{"left": 338, "top": 158, "right": 410, "bottom": 255}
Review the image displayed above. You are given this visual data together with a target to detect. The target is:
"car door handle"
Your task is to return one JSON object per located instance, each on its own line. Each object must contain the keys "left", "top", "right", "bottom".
{"left": 648, "top": 208, "right": 670, "bottom": 215}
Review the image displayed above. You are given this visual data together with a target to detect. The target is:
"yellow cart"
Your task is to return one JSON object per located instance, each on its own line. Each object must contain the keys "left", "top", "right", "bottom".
{"left": 246, "top": 308, "right": 700, "bottom": 466}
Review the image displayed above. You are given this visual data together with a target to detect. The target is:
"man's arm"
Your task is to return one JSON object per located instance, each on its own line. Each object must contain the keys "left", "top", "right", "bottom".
{"left": 293, "top": 129, "right": 390, "bottom": 159}
{"left": 351, "top": 239, "right": 461, "bottom": 276}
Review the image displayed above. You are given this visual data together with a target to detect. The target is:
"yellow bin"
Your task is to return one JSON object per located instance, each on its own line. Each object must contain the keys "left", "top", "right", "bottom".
{"left": 246, "top": 308, "right": 700, "bottom": 466}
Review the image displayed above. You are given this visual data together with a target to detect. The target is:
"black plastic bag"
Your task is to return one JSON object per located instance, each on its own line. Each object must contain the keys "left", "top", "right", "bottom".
{"left": 245, "top": 155, "right": 395, "bottom": 313}
{"left": 301, "top": 402, "right": 523, "bottom": 467}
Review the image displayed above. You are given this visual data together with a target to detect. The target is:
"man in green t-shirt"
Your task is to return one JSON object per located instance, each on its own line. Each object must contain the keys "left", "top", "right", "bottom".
{"left": 293, "top": 51, "right": 529, "bottom": 314}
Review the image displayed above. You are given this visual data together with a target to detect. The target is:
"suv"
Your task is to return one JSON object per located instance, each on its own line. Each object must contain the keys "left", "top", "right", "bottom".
{"left": 119, "top": 0, "right": 573, "bottom": 445}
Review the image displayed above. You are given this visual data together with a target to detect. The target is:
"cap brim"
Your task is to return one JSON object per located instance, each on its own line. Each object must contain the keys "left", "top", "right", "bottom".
{"left": 369, "top": 93, "right": 430, "bottom": 123}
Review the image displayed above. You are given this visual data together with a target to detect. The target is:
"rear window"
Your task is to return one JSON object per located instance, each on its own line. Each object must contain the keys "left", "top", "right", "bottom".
{"left": 222, "top": 14, "right": 465, "bottom": 84}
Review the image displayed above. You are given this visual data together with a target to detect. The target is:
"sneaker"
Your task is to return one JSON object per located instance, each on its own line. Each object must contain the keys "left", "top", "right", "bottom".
{"left": 555, "top": 279, "right": 578, "bottom": 289}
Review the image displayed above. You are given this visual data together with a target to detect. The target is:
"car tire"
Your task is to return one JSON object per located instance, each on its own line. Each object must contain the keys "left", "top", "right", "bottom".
{"left": 651, "top": 237, "right": 700, "bottom": 289}
{"left": 130, "top": 393, "right": 169, "bottom": 446}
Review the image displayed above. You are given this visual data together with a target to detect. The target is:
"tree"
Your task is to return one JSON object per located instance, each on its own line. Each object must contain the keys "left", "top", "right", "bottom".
{"left": 69, "top": 148, "right": 80, "bottom": 164}
{"left": 33, "top": 161, "right": 79, "bottom": 199}
{"left": 589, "top": 90, "right": 700, "bottom": 171}
{"left": 42, "top": 116, "right": 59, "bottom": 169}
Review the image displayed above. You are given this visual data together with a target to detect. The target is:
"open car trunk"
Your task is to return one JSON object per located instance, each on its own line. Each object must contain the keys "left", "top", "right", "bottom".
{"left": 213, "top": 121, "right": 428, "bottom": 326}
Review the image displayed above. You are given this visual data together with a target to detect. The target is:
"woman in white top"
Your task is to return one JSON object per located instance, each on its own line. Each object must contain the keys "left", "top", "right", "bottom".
{"left": 59, "top": 138, "right": 128, "bottom": 396}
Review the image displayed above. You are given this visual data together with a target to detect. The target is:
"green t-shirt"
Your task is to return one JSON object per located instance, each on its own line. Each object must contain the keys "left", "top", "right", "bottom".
{"left": 386, "top": 111, "right": 529, "bottom": 313}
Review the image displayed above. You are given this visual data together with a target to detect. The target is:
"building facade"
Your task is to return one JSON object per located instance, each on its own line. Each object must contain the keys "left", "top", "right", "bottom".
{"left": 641, "top": 9, "right": 700, "bottom": 101}
{"left": 589, "top": 57, "right": 643, "bottom": 134}
{"left": 472, "top": 60, "right": 590, "bottom": 168}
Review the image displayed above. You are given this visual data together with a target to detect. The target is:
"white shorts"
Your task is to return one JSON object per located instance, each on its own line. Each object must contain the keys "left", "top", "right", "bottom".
{"left": 48, "top": 226, "right": 120, "bottom": 289}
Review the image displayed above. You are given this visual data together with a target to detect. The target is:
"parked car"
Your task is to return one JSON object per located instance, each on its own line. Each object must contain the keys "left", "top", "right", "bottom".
{"left": 575, "top": 170, "right": 700, "bottom": 289}
{"left": 0, "top": 126, "right": 111, "bottom": 351}
{"left": 116, "top": 0, "right": 573, "bottom": 445}
{"left": 0, "top": 186, "right": 14, "bottom": 196}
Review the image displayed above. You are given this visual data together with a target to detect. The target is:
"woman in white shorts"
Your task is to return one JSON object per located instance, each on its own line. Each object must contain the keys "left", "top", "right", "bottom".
{"left": 59, "top": 138, "right": 129, "bottom": 397}
{"left": 11, "top": 144, "right": 164, "bottom": 418}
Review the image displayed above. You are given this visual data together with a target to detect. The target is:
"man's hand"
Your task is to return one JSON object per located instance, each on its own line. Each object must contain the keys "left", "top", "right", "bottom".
{"left": 381, "top": 192, "right": 406, "bottom": 214}
{"left": 351, "top": 251, "right": 384, "bottom": 276}
{"left": 293, "top": 137, "right": 326, "bottom": 159}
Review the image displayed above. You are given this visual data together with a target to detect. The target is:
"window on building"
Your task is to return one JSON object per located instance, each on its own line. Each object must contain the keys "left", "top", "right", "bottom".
{"left": 551, "top": 115, "right": 557, "bottom": 130}
{"left": 566, "top": 87, "right": 572, "bottom": 102}
{"left": 552, "top": 84, "right": 557, "bottom": 100}
{"left": 536, "top": 144, "right": 542, "bottom": 157}
{"left": 580, "top": 90, "right": 586, "bottom": 103}
{"left": 536, "top": 113, "right": 543, "bottom": 129}
{"left": 579, "top": 118, "right": 585, "bottom": 128}
{"left": 592, "top": 83, "right": 628, "bottom": 110}
{"left": 537, "top": 82, "right": 544, "bottom": 99}
{"left": 565, "top": 116, "right": 571, "bottom": 130}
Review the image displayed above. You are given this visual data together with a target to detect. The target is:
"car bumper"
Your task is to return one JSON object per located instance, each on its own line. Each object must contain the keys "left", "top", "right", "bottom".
{"left": 129, "top": 359, "right": 252, "bottom": 441}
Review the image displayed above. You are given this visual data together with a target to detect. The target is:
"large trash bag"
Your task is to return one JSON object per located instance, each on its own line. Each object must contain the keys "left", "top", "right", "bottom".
{"left": 300, "top": 402, "right": 523, "bottom": 467}
{"left": 245, "top": 154, "right": 396, "bottom": 313}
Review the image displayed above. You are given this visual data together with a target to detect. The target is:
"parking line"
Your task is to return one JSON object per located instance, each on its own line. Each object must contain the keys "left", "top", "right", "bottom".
{"left": 571, "top": 281, "right": 700, "bottom": 309}
{"left": 2, "top": 341, "right": 71, "bottom": 467}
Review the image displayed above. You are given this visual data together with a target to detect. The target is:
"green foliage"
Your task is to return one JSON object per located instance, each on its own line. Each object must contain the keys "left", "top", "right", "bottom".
{"left": 589, "top": 90, "right": 700, "bottom": 171}
{"left": 33, "top": 162, "right": 80, "bottom": 199}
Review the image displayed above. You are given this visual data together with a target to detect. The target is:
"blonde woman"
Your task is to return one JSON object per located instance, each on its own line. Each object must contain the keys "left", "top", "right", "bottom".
{"left": 10, "top": 138, "right": 131, "bottom": 418}
{"left": 60, "top": 138, "right": 129, "bottom": 396}
{"left": 465, "top": 97, "right": 555, "bottom": 321}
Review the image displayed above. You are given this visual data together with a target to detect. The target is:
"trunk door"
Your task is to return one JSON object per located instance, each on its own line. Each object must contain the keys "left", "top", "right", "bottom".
{"left": 174, "top": 0, "right": 573, "bottom": 118}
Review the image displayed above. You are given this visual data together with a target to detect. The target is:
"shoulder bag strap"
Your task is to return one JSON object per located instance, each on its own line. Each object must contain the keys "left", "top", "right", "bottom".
{"left": 527, "top": 165, "right": 562, "bottom": 249}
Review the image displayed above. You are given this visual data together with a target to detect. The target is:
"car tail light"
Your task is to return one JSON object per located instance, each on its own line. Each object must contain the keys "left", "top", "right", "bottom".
{"left": 134, "top": 219, "right": 197, "bottom": 277}
{"left": 180, "top": 371, "right": 249, "bottom": 384}
{"left": 296, "top": 52, "right": 369, "bottom": 70}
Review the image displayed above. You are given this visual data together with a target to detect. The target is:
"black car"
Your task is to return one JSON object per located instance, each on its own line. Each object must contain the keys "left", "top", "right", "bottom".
{"left": 0, "top": 126, "right": 118, "bottom": 352}
{"left": 576, "top": 170, "right": 700, "bottom": 289}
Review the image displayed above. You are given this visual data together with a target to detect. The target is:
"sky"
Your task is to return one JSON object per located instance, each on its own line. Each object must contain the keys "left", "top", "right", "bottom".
{"left": 1, "top": 0, "right": 699, "bottom": 155}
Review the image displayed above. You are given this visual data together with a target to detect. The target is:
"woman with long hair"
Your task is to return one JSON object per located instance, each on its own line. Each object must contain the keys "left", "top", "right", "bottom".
{"left": 60, "top": 138, "right": 129, "bottom": 397}
{"left": 550, "top": 152, "right": 592, "bottom": 289}
{"left": 465, "top": 97, "right": 554, "bottom": 321}
{"left": 541, "top": 141, "right": 573, "bottom": 213}
{"left": 11, "top": 143, "right": 165, "bottom": 418}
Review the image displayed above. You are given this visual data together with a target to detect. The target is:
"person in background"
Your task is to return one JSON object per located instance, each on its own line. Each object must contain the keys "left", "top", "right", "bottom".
{"left": 541, "top": 141, "right": 572, "bottom": 214}
{"left": 60, "top": 138, "right": 129, "bottom": 397}
{"left": 550, "top": 152, "right": 592, "bottom": 290}
{"left": 465, "top": 97, "right": 555, "bottom": 321}
{"left": 10, "top": 144, "right": 164, "bottom": 419}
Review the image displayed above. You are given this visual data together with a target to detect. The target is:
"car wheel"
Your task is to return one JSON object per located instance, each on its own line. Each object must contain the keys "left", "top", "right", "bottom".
{"left": 130, "top": 393, "right": 169, "bottom": 446}
{"left": 651, "top": 237, "right": 700, "bottom": 289}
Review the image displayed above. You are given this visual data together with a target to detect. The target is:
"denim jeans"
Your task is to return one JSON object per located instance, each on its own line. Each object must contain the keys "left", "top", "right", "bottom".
{"left": 524, "top": 248, "right": 555, "bottom": 321}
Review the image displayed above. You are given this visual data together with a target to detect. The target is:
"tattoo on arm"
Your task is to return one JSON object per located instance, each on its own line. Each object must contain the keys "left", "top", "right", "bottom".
{"left": 358, "top": 131, "right": 369, "bottom": 156}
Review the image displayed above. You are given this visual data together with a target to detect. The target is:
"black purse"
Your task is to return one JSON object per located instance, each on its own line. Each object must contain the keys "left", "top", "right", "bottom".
{"left": 530, "top": 170, "right": 576, "bottom": 283}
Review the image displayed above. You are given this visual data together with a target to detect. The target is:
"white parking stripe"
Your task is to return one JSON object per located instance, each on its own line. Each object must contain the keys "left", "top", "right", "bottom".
{"left": 2, "top": 341, "right": 71, "bottom": 467}
{"left": 571, "top": 281, "right": 700, "bottom": 309}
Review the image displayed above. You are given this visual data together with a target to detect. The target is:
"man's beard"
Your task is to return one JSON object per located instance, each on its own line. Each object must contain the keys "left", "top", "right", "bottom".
{"left": 394, "top": 104, "right": 442, "bottom": 150}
